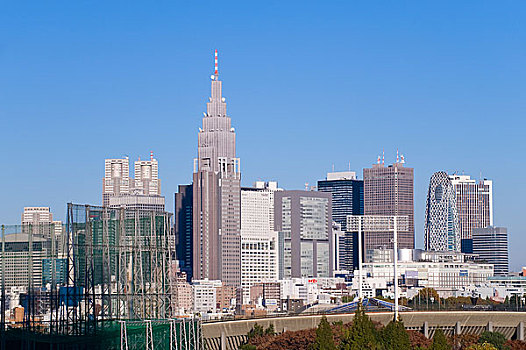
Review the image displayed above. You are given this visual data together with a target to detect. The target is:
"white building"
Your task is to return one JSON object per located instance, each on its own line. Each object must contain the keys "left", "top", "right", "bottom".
{"left": 103, "top": 157, "right": 131, "bottom": 206}
{"left": 133, "top": 153, "right": 161, "bottom": 196}
{"left": 240, "top": 181, "right": 281, "bottom": 304}
{"left": 21, "top": 207, "right": 62, "bottom": 238}
{"left": 192, "top": 279, "right": 222, "bottom": 314}
{"left": 355, "top": 249, "right": 494, "bottom": 298}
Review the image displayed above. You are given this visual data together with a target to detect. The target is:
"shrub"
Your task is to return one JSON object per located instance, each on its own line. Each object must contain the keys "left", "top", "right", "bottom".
{"left": 478, "top": 331, "right": 507, "bottom": 350}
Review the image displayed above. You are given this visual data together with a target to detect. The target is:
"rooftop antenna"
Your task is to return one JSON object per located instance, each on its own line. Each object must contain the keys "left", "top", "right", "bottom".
{"left": 214, "top": 49, "right": 218, "bottom": 78}
{"left": 382, "top": 149, "right": 385, "bottom": 165}
{"left": 305, "top": 182, "right": 309, "bottom": 191}
{"left": 377, "top": 155, "right": 381, "bottom": 164}
{"left": 401, "top": 154, "right": 405, "bottom": 164}
{"left": 396, "top": 148, "right": 399, "bottom": 163}
{"left": 332, "top": 164, "right": 335, "bottom": 172}
{"left": 348, "top": 161, "right": 351, "bottom": 171}
{"left": 150, "top": 151, "right": 154, "bottom": 161}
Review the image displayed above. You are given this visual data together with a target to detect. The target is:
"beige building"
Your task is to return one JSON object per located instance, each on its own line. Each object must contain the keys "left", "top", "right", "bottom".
{"left": 363, "top": 157, "right": 414, "bottom": 251}
{"left": 193, "top": 51, "right": 241, "bottom": 287}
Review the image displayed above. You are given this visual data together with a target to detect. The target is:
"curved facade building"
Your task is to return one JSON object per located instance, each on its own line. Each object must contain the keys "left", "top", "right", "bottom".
{"left": 425, "top": 171, "right": 461, "bottom": 252}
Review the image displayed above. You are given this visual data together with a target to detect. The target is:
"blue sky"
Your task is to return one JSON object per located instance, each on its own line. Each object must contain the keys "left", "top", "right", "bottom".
{"left": 0, "top": 1, "right": 524, "bottom": 269}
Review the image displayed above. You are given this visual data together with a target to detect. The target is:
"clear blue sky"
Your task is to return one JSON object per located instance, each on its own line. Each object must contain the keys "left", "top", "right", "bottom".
{"left": 1, "top": 1, "right": 524, "bottom": 269}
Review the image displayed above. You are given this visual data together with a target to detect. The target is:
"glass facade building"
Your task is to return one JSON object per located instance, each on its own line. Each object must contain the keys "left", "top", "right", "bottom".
{"left": 275, "top": 191, "right": 333, "bottom": 279}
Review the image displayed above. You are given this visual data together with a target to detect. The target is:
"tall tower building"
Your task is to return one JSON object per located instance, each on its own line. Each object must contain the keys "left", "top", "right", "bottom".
{"left": 317, "top": 171, "right": 363, "bottom": 271}
{"left": 473, "top": 226, "right": 508, "bottom": 276}
{"left": 363, "top": 154, "right": 414, "bottom": 251}
{"left": 449, "top": 174, "right": 493, "bottom": 253}
{"left": 134, "top": 152, "right": 161, "bottom": 196}
{"left": 175, "top": 184, "right": 193, "bottom": 281}
{"left": 424, "top": 172, "right": 461, "bottom": 252}
{"left": 193, "top": 50, "right": 241, "bottom": 286}
{"left": 317, "top": 171, "right": 364, "bottom": 231}
{"left": 240, "top": 181, "right": 280, "bottom": 304}
{"left": 102, "top": 157, "right": 130, "bottom": 206}
{"left": 274, "top": 190, "right": 333, "bottom": 279}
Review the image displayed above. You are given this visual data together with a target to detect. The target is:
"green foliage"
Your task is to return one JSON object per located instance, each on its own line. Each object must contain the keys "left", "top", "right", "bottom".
{"left": 265, "top": 324, "right": 275, "bottom": 336}
{"left": 467, "top": 343, "right": 498, "bottom": 350}
{"left": 380, "top": 320, "right": 410, "bottom": 350}
{"left": 478, "top": 331, "right": 507, "bottom": 350}
{"left": 339, "top": 306, "right": 378, "bottom": 350}
{"left": 311, "top": 316, "right": 336, "bottom": 350}
{"left": 238, "top": 344, "right": 257, "bottom": 350}
{"left": 247, "top": 323, "right": 264, "bottom": 340}
{"left": 430, "top": 329, "right": 451, "bottom": 350}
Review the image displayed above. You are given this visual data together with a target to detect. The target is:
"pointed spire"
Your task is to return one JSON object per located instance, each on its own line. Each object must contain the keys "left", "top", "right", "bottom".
{"left": 397, "top": 148, "right": 399, "bottom": 163}
{"left": 214, "top": 49, "right": 218, "bottom": 77}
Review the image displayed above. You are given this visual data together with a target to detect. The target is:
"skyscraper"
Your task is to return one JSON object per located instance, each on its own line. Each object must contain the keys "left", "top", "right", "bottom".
{"left": 449, "top": 174, "right": 493, "bottom": 253}
{"left": 424, "top": 171, "right": 461, "bottom": 252}
{"left": 317, "top": 171, "right": 363, "bottom": 271}
{"left": 240, "top": 181, "right": 280, "bottom": 304}
{"left": 473, "top": 226, "right": 508, "bottom": 276}
{"left": 193, "top": 50, "right": 241, "bottom": 287}
{"left": 317, "top": 171, "right": 364, "bottom": 230}
{"left": 363, "top": 155, "right": 414, "bottom": 251}
{"left": 274, "top": 190, "right": 333, "bottom": 279}
{"left": 102, "top": 157, "right": 130, "bottom": 206}
{"left": 103, "top": 153, "right": 164, "bottom": 212}
{"left": 174, "top": 184, "right": 193, "bottom": 281}
{"left": 133, "top": 152, "right": 161, "bottom": 196}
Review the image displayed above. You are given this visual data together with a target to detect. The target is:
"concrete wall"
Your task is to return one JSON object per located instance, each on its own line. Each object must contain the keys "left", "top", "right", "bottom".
{"left": 202, "top": 311, "right": 526, "bottom": 350}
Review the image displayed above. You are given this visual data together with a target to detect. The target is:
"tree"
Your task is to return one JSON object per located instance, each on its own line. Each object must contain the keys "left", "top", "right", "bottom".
{"left": 380, "top": 320, "right": 410, "bottom": 350}
{"left": 238, "top": 345, "right": 257, "bottom": 350}
{"left": 311, "top": 316, "right": 336, "bottom": 350}
{"left": 381, "top": 321, "right": 411, "bottom": 350}
{"left": 265, "top": 324, "right": 276, "bottom": 336}
{"left": 430, "top": 329, "right": 451, "bottom": 350}
{"left": 478, "top": 331, "right": 507, "bottom": 350}
{"left": 467, "top": 344, "right": 497, "bottom": 350}
{"left": 247, "top": 323, "right": 264, "bottom": 340}
{"left": 339, "top": 306, "right": 378, "bottom": 350}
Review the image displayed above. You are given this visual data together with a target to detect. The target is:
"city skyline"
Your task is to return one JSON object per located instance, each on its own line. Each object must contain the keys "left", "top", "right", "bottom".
{"left": 1, "top": 2, "right": 524, "bottom": 271}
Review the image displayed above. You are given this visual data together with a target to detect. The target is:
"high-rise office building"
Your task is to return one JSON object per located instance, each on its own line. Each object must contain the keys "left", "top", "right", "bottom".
{"left": 449, "top": 174, "right": 493, "bottom": 253}
{"left": 192, "top": 50, "right": 241, "bottom": 286}
{"left": 424, "top": 171, "right": 461, "bottom": 252}
{"left": 363, "top": 156, "right": 414, "bottom": 251}
{"left": 473, "top": 226, "right": 508, "bottom": 276}
{"left": 317, "top": 171, "right": 363, "bottom": 230}
{"left": 103, "top": 153, "right": 164, "bottom": 212}
{"left": 133, "top": 152, "right": 161, "bottom": 196}
{"left": 240, "top": 181, "right": 280, "bottom": 304}
{"left": 21, "top": 207, "right": 62, "bottom": 237}
{"left": 102, "top": 157, "right": 130, "bottom": 206}
{"left": 174, "top": 184, "right": 193, "bottom": 281}
{"left": 318, "top": 171, "right": 363, "bottom": 272}
{"left": 274, "top": 190, "right": 333, "bottom": 279}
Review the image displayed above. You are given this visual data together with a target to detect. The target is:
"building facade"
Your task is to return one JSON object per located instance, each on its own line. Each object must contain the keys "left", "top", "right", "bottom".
{"left": 473, "top": 226, "right": 509, "bottom": 276}
{"left": 363, "top": 158, "right": 414, "bottom": 251}
{"left": 102, "top": 157, "right": 130, "bottom": 206}
{"left": 240, "top": 181, "right": 280, "bottom": 304}
{"left": 274, "top": 190, "right": 333, "bottom": 279}
{"left": 449, "top": 174, "right": 493, "bottom": 253}
{"left": 318, "top": 171, "right": 363, "bottom": 272}
{"left": 424, "top": 171, "right": 461, "bottom": 252}
{"left": 192, "top": 50, "right": 241, "bottom": 286}
{"left": 174, "top": 184, "right": 194, "bottom": 281}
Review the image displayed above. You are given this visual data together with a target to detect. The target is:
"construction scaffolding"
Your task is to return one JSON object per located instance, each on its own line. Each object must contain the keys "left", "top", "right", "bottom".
{"left": 1, "top": 203, "right": 204, "bottom": 349}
